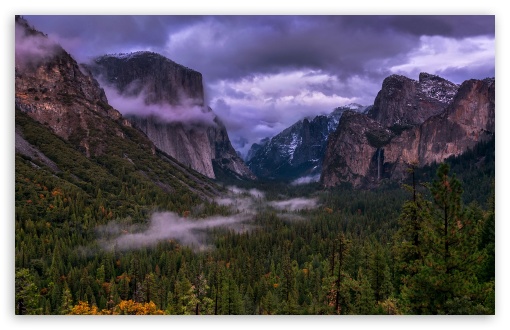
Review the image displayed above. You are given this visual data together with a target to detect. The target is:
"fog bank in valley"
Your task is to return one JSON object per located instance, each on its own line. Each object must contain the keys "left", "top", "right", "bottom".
{"left": 97, "top": 186, "right": 319, "bottom": 251}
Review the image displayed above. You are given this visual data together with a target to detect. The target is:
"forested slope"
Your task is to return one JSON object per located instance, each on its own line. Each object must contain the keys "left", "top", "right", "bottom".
{"left": 15, "top": 117, "right": 495, "bottom": 314}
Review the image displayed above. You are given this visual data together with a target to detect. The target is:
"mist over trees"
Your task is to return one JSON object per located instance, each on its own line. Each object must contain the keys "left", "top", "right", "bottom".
{"left": 15, "top": 115, "right": 495, "bottom": 314}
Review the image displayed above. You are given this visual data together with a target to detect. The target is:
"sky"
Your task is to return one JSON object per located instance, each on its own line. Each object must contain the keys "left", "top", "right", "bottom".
{"left": 22, "top": 14, "right": 495, "bottom": 156}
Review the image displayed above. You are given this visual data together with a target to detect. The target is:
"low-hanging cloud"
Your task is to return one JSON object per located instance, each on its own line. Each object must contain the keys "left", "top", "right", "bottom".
{"left": 99, "top": 211, "right": 251, "bottom": 252}
{"left": 214, "top": 186, "right": 265, "bottom": 214}
{"left": 97, "top": 186, "right": 318, "bottom": 251}
{"left": 15, "top": 20, "right": 61, "bottom": 70}
{"left": 100, "top": 81, "right": 217, "bottom": 127}
{"left": 291, "top": 174, "right": 321, "bottom": 186}
{"left": 269, "top": 198, "right": 319, "bottom": 211}
{"left": 226, "top": 186, "right": 265, "bottom": 199}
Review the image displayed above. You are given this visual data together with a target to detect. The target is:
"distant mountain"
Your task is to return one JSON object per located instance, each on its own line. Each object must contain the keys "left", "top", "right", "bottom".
{"left": 86, "top": 51, "right": 255, "bottom": 181}
{"left": 321, "top": 73, "right": 495, "bottom": 188}
{"left": 246, "top": 104, "right": 368, "bottom": 181}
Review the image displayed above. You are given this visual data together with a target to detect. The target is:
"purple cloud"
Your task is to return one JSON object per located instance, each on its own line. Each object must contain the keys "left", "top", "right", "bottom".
{"left": 22, "top": 15, "right": 495, "bottom": 155}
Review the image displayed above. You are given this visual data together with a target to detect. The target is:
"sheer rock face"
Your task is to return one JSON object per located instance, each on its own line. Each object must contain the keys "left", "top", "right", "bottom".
{"left": 131, "top": 116, "right": 216, "bottom": 178}
{"left": 368, "top": 73, "right": 459, "bottom": 127}
{"left": 321, "top": 74, "right": 494, "bottom": 188}
{"left": 321, "top": 111, "right": 393, "bottom": 187}
{"left": 383, "top": 78, "right": 495, "bottom": 181}
{"left": 88, "top": 52, "right": 255, "bottom": 180}
{"left": 15, "top": 16, "right": 126, "bottom": 157}
{"left": 89, "top": 51, "right": 205, "bottom": 106}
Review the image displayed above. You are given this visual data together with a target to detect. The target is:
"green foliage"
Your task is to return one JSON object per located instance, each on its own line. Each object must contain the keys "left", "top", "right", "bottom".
{"left": 15, "top": 268, "right": 41, "bottom": 315}
{"left": 414, "top": 136, "right": 495, "bottom": 207}
{"left": 15, "top": 108, "right": 494, "bottom": 314}
{"left": 388, "top": 123, "right": 414, "bottom": 136}
{"left": 365, "top": 129, "right": 393, "bottom": 148}
{"left": 396, "top": 164, "right": 494, "bottom": 314}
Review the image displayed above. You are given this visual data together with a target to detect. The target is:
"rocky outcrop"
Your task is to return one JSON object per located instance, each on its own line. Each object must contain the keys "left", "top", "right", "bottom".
{"left": 15, "top": 16, "right": 127, "bottom": 157}
{"left": 321, "top": 74, "right": 494, "bottom": 188}
{"left": 383, "top": 78, "right": 495, "bottom": 181}
{"left": 368, "top": 73, "right": 458, "bottom": 127}
{"left": 132, "top": 116, "right": 216, "bottom": 177}
{"left": 245, "top": 138, "right": 269, "bottom": 162}
{"left": 247, "top": 104, "right": 367, "bottom": 181}
{"left": 15, "top": 16, "right": 222, "bottom": 200}
{"left": 209, "top": 118, "right": 257, "bottom": 179}
{"left": 88, "top": 52, "right": 255, "bottom": 180}
{"left": 89, "top": 51, "right": 204, "bottom": 106}
{"left": 321, "top": 111, "right": 394, "bottom": 187}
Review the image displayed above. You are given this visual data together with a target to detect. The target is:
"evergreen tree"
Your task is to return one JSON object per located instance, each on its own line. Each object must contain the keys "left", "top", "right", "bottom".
{"left": 15, "top": 268, "right": 41, "bottom": 315}
{"left": 334, "top": 233, "right": 350, "bottom": 314}
{"left": 399, "top": 163, "right": 490, "bottom": 314}
{"left": 354, "top": 267, "right": 375, "bottom": 314}
{"left": 59, "top": 282, "right": 73, "bottom": 315}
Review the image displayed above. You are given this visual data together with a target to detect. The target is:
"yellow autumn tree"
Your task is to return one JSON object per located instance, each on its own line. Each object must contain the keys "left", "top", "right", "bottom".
{"left": 68, "top": 300, "right": 164, "bottom": 315}
{"left": 114, "top": 300, "right": 164, "bottom": 315}
{"left": 68, "top": 301, "right": 100, "bottom": 315}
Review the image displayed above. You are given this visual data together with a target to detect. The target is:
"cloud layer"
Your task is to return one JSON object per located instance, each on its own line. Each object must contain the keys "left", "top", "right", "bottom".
{"left": 23, "top": 15, "right": 495, "bottom": 155}
{"left": 96, "top": 186, "right": 319, "bottom": 251}
{"left": 15, "top": 20, "right": 60, "bottom": 70}
{"left": 99, "top": 81, "right": 217, "bottom": 126}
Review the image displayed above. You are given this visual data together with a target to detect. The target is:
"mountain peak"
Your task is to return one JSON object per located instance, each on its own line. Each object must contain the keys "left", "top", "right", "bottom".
{"left": 321, "top": 74, "right": 494, "bottom": 188}
{"left": 368, "top": 72, "right": 458, "bottom": 127}
{"left": 419, "top": 72, "right": 451, "bottom": 84}
{"left": 95, "top": 51, "right": 200, "bottom": 75}
{"left": 89, "top": 51, "right": 205, "bottom": 107}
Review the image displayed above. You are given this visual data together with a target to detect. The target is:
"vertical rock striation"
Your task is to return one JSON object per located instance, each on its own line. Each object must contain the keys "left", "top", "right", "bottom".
{"left": 88, "top": 52, "right": 255, "bottom": 180}
{"left": 321, "top": 73, "right": 494, "bottom": 188}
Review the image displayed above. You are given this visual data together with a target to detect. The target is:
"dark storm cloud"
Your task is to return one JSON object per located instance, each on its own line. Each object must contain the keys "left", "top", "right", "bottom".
{"left": 163, "top": 15, "right": 419, "bottom": 81}
{"left": 23, "top": 15, "right": 494, "bottom": 155}
{"left": 25, "top": 15, "right": 494, "bottom": 82}
{"left": 25, "top": 15, "right": 204, "bottom": 61}
{"left": 386, "top": 15, "right": 495, "bottom": 38}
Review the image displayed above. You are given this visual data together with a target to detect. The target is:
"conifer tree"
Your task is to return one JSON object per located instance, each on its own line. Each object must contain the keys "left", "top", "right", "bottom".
{"left": 354, "top": 267, "right": 375, "bottom": 314}
{"left": 15, "top": 268, "right": 41, "bottom": 315}
{"left": 59, "top": 282, "right": 73, "bottom": 315}
{"left": 399, "top": 163, "right": 490, "bottom": 314}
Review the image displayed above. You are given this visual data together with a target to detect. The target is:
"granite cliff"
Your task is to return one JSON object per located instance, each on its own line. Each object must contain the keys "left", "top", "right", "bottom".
{"left": 321, "top": 73, "right": 494, "bottom": 188}
{"left": 15, "top": 16, "right": 126, "bottom": 157}
{"left": 87, "top": 52, "right": 255, "bottom": 180}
